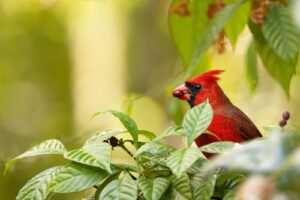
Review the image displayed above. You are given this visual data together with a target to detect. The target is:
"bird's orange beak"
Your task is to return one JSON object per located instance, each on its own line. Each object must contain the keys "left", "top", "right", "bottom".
{"left": 172, "top": 84, "right": 191, "bottom": 100}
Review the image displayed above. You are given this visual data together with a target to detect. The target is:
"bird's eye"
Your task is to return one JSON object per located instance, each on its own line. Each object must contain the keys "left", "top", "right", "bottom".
{"left": 194, "top": 84, "right": 201, "bottom": 90}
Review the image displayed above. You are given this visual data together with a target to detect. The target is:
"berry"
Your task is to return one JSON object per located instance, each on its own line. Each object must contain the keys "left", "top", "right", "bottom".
{"left": 279, "top": 119, "right": 287, "bottom": 128}
{"left": 282, "top": 111, "right": 290, "bottom": 120}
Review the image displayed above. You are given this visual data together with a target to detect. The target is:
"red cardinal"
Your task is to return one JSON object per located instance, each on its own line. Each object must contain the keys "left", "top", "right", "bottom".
{"left": 173, "top": 70, "right": 261, "bottom": 147}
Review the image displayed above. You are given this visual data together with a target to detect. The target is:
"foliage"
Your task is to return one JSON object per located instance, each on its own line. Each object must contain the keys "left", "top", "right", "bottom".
{"left": 7, "top": 102, "right": 300, "bottom": 199}
{"left": 169, "top": 0, "right": 300, "bottom": 95}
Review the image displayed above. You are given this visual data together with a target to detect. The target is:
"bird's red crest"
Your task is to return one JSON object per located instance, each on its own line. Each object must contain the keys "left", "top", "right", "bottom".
{"left": 188, "top": 70, "right": 225, "bottom": 83}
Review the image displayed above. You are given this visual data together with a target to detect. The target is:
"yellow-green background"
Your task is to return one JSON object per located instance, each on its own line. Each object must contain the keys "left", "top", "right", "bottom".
{"left": 0, "top": 0, "right": 299, "bottom": 199}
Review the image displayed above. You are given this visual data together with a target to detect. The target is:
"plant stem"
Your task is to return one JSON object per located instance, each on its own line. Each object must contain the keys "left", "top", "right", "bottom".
{"left": 120, "top": 143, "right": 134, "bottom": 157}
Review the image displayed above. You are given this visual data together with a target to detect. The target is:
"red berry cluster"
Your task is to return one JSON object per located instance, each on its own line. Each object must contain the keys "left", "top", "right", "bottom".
{"left": 279, "top": 111, "right": 290, "bottom": 128}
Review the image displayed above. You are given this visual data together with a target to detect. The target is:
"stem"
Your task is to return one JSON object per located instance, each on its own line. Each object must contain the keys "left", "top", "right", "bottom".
{"left": 120, "top": 143, "right": 134, "bottom": 157}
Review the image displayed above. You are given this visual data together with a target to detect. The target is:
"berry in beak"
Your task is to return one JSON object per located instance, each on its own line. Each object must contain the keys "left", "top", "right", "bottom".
{"left": 172, "top": 84, "right": 191, "bottom": 100}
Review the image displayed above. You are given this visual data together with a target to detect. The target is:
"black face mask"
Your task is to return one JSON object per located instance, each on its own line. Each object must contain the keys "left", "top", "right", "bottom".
{"left": 185, "top": 82, "right": 202, "bottom": 107}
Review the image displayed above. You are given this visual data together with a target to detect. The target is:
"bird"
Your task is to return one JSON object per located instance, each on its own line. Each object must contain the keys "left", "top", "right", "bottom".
{"left": 172, "top": 70, "right": 262, "bottom": 148}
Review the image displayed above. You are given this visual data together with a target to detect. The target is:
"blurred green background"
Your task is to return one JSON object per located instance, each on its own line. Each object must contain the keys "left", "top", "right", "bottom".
{"left": 0, "top": 0, "right": 299, "bottom": 199}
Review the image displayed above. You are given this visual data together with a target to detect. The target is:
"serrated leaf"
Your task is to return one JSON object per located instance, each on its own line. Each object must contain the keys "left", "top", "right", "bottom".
{"left": 153, "top": 126, "right": 183, "bottom": 142}
{"left": 85, "top": 130, "right": 126, "bottom": 145}
{"left": 193, "top": 172, "right": 217, "bottom": 200}
{"left": 16, "top": 166, "right": 62, "bottom": 200}
{"left": 98, "top": 110, "right": 139, "bottom": 148}
{"left": 135, "top": 141, "right": 175, "bottom": 158}
{"left": 99, "top": 172, "right": 137, "bottom": 200}
{"left": 169, "top": 0, "right": 213, "bottom": 68}
{"left": 199, "top": 142, "right": 235, "bottom": 153}
{"left": 245, "top": 39, "right": 258, "bottom": 93}
{"left": 167, "top": 147, "right": 204, "bottom": 178}
{"left": 171, "top": 173, "right": 193, "bottom": 200}
{"left": 263, "top": 6, "right": 300, "bottom": 61}
{"left": 49, "top": 162, "right": 108, "bottom": 193}
{"left": 183, "top": 100, "right": 213, "bottom": 146}
{"left": 64, "top": 142, "right": 112, "bottom": 173}
{"left": 187, "top": 0, "right": 243, "bottom": 75}
{"left": 138, "top": 176, "right": 171, "bottom": 200}
{"left": 249, "top": 20, "right": 297, "bottom": 96}
{"left": 224, "top": 1, "right": 251, "bottom": 47}
{"left": 5, "top": 139, "right": 66, "bottom": 174}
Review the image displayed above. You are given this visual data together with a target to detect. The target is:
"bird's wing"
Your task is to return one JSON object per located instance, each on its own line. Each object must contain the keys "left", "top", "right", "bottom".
{"left": 232, "top": 106, "right": 262, "bottom": 140}
{"left": 213, "top": 105, "right": 262, "bottom": 141}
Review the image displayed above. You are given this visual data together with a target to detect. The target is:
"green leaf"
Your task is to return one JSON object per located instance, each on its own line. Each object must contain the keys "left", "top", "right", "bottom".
{"left": 199, "top": 142, "right": 235, "bottom": 153}
{"left": 245, "top": 39, "right": 258, "bottom": 93}
{"left": 167, "top": 147, "right": 204, "bottom": 178}
{"left": 64, "top": 142, "right": 112, "bottom": 173}
{"left": 187, "top": 0, "right": 243, "bottom": 75}
{"left": 16, "top": 166, "right": 62, "bottom": 200}
{"left": 99, "top": 172, "right": 137, "bottom": 200}
{"left": 138, "top": 176, "right": 171, "bottom": 200}
{"left": 187, "top": 159, "right": 207, "bottom": 175}
{"left": 183, "top": 100, "right": 213, "bottom": 146}
{"left": 249, "top": 21, "right": 297, "bottom": 96}
{"left": 135, "top": 141, "right": 175, "bottom": 158}
{"left": 49, "top": 162, "right": 108, "bottom": 193}
{"left": 111, "top": 164, "right": 138, "bottom": 173}
{"left": 193, "top": 172, "right": 217, "bottom": 200}
{"left": 95, "top": 172, "right": 121, "bottom": 200}
{"left": 171, "top": 173, "right": 193, "bottom": 200}
{"left": 263, "top": 6, "right": 300, "bottom": 61}
{"left": 99, "top": 110, "right": 139, "bottom": 148}
{"left": 85, "top": 130, "right": 126, "bottom": 145}
{"left": 138, "top": 130, "right": 156, "bottom": 140}
{"left": 224, "top": 1, "right": 251, "bottom": 47}
{"left": 5, "top": 139, "right": 66, "bottom": 174}
{"left": 203, "top": 133, "right": 289, "bottom": 174}
{"left": 153, "top": 126, "right": 183, "bottom": 142}
{"left": 169, "top": 0, "right": 213, "bottom": 68}
{"left": 143, "top": 164, "right": 171, "bottom": 179}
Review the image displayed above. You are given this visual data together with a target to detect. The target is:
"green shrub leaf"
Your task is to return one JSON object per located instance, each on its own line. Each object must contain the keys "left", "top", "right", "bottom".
{"left": 193, "top": 172, "right": 217, "bottom": 200}
{"left": 224, "top": 1, "right": 251, "bottom": 47}
{"left": 188, "top": 0, "right": 243, "bottom": 75}
{"left": 167, "top": 147, "right": 204, "bottom": 178}
{"left": 249, "top": 21, "right": 297, "bottom": 96}
{"left": 5, "top": 139, "right": 66, "bottom": 174}
{"left": 98, "top": 110, "right": 139, "bottom": 148}
{"left": 263, "top": 6, "right": 300, "bottom": 61}
{"left": 183, "top": 100, "right": 213, "bottom": 146}
{"left": 171, "top": 173, "right": 193, "bottom": 200}
{"left": 135, "top": 141, "right": 175, "bottom": 158}
{"left": 49, "top": 162, "right": 108, "bottom": 193}
{"left": 245, "top": 39, "right": 258, "bottom": 93}
{"left": 16, "top": 166, "right": 62, "bottom": 200}
{"left": 169, "top": 0, "right": 213, "bottom": 68}
{"left": 64, "top": 142, "right": 112, "bottom": 173}
{"left": 199, "top": 142, "right": 235, "bottom": 153}
{"left": 138, "top": 130, "right": 156, "bottom": 140}
{"left": 153, "top": 126, "right": 183, "bottom": 142}
{"left": 138, "top": 176, "right": 171, "bottom": 200}
{"left": 99, "top": 172, "right": 137, "bottom": 200}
